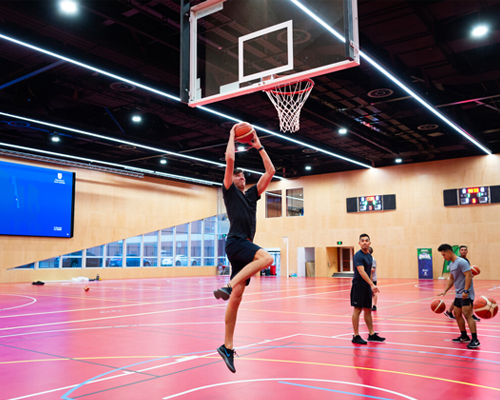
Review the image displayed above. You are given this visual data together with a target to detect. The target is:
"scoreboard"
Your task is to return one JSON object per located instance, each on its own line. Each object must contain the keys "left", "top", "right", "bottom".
{"left": 459, "top": 187, "right": 489, "bottom": 205}
{"left": 359, "top": 195, "right": 382, "bottom": 212}
{"left": 346, "top": 194, "right": 396, "bottom": 213}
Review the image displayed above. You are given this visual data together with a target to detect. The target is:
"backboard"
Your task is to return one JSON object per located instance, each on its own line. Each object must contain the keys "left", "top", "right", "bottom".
{"left": 183, "top": 0, "right": 359, "bottom": 107}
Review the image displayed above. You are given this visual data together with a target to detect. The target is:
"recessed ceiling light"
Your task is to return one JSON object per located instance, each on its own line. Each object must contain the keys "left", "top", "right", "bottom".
{"left": 395, "top": 158, "right": 402, "bottom": 163}
{"left": 471, "top": 25, "right": 489, "bottom": 38}
{"left": 132, "top": 115, "right": 142, "bottom": 122}
{"left": 59, "top": 0, "right": 78, "bottom": 14}
{"left": 160, "top": 158, "right": 167, "bottom": 165}
{"left": 51, "top": 136, "right": 60, "bottom": 142}
{"left": 305, "top": 165, "right": 312, "bottom": 171}
{"left": 339, "top": 128, "right": 347, "bottom": 134}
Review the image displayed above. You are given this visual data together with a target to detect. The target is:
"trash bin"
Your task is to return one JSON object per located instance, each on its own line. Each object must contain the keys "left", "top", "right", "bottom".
{"left": 270, "top": 265, "right": 276, "bottom": 275}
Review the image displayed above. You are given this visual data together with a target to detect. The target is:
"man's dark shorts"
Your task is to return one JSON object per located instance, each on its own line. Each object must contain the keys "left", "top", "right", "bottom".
{"left": 454, "top": 298, "right": 474, "bottom": 308}
{"left": 225, "top": 236, "right": 261, "bottom": 286}
{"left": 350, "top": 282, "right": 373, "bottom": 309}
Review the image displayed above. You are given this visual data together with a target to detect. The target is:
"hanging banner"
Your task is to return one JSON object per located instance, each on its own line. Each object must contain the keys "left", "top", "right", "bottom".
{"left": 442, "top": 245, "right": 460, "bottom": 274}
{"left": 417, "top": 248, "right": 433, "bottom": 279}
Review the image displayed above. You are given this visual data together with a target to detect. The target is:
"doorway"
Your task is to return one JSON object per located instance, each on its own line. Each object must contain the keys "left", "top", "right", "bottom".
{"left": 339, "top": 247, "right": 353, "bottom": 272}
{"left": 297, "top": 247, "right": 315, "bottom": 277}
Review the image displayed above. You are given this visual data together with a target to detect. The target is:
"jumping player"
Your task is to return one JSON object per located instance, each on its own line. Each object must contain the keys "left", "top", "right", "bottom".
{"left": 437, "top": 244, "right": 480, "bottom": 349}
{"left": 213, "top": 123, "right": 275, "bottom": 372}
{"left": 351, "top": 234, "right": 385, "bottom": 344}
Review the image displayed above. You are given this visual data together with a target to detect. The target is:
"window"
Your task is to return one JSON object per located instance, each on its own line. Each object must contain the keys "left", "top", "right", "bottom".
{"left": 61, "top": 250, "right": 82, "bottom": 268}
{"left": 160, "top": 227, "right": 174, "bottom": 267}
{"left": 204, "top": 216, "right": 216, "bottom": 266}
{"left": 217, "top": 214, "right": 229, "bottom": 268}
{"left": 286, "top": 188, "right": 304, "bottom": 216}
{"left": 106, "top": 240, "right": 124, "bottom": 267}
{"left": 86, "top": 246, "right": 104, "bottom": 268}
{"left": 39, "top": 257, "right": 58, "bottom": 269}
{"left": 191, "top": 220, "right": 202, "bottom": 266}
{"left": 175, "top": 223, "right": 189, "bottom": 266}
{"left": 266, "top": 190, "right": 282, "bottom": 218}
{"left": 144, "top": 231, "right": 158, "bottom": 266}
{"left": 125, "top": 235, "right": 142, "bottom": 267}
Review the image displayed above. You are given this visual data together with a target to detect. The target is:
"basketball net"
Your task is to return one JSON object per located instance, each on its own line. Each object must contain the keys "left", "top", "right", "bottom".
{"left": 264, "top": 78, "right": 314, "bottom": 133}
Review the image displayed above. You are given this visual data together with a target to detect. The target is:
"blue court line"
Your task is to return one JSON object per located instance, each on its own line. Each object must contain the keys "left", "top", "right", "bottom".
{"left": 279, "top": 381, "right": 394, "bottom": 399}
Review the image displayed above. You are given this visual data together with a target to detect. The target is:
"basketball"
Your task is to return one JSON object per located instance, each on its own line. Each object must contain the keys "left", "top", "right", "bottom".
{"left": 431, "top": 299, "right": 446, "bottom": 313}
{"left": 474, "top": 296, "right": 498, "bottom": 319}
{"left": 471, "top": 265, "right": 480, "bottom": 276}
{"left": 233, "top": 122, "right": 255, "bottom": 143}
{"left": 84, "top": 286, "right": 90, "bottom": 292}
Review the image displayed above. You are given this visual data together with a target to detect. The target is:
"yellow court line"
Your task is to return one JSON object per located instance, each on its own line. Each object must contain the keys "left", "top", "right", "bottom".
{"left": 0, "top": 355, "right": 184, "bottom": 365}
{"left": 0, "top": 291, "right": 140, "bottom": 304}
{"left": 203, "top": 356, "right": 500, "bottom": 393}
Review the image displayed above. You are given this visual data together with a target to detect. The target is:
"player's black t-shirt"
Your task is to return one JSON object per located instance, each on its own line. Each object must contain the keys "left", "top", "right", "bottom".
{"left": 222, "top": 183, "right": 260, "bottom": 241}
{"left": 352, "top": 249, "right": 373, "bottom": 286}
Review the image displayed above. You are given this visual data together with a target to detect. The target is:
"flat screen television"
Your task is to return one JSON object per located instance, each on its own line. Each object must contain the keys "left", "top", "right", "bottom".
{"left": 0, "top": 161, "right": 75, "bottom": 238}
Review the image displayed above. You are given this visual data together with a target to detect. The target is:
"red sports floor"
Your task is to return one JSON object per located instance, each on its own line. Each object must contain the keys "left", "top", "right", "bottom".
{"left": 1, "top": 277, "right": 500, "bottom": 400}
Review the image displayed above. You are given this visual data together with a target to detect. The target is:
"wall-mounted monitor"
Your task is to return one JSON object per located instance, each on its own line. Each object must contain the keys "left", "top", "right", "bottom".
{"left": 0, "top": 161, "right": 75, "bottom": 238}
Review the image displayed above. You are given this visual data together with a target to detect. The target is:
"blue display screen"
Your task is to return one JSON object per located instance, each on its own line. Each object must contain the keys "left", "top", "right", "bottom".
{"left": 0, "top": 161, "right": 75, "bottom": 238}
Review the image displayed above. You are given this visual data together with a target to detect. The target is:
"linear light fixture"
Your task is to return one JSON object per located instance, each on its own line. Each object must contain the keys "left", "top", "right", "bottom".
{"left": 290, "top": 0, "right": 491, "bottom": 155}
{"left": 0, "top": 110, "right": 282, "bottom": 180}
{"left": 0, "top": 32, "right": 373, "bottom": 169}
{"left": 0, "top": 141, "right": 222, "bottom": 186}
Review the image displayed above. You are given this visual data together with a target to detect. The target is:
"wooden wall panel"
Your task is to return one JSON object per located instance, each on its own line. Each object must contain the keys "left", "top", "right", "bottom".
{"left": 0, "top": 156, "right": 218, "bottom": 282}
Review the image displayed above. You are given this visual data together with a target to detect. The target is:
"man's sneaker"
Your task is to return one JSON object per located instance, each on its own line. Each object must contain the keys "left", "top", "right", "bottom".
{"left": 444, "top": 310, "right": 455, "bottom": 320}
{"left": 217, "top": 344, "right": 236, "bottom": 373}
{"left": 372, "top": 305, "right": 377, "bottom": 311}
{"left": 472, "top": 314, "right": 481, "bottom": 322}
{"left": 467, "top": 339, "right": 481, "bottom": 349}
{"left": 367, "top": 333, "right": 386, "bottom": 342}
{"left": 452, "top": 335, "right": 471, "bottom": 343}
{"left": 213, "top": 286, "right": 232, "bottom": 301}
{"left": 352, "top": 335, "right": 367, "bottom": 345}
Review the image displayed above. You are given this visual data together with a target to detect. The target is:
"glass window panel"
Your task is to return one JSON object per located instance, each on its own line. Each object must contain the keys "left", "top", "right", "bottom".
{"left": 107, "top": 240, "right": 124, "bottom": 267}
{"left": 39, "top": 257, "right": 58, "bottom": 269}
{"left": 86, "top": 246, "right": 104, "bottom": 268}
{"left": 10, "top": 263, "right": 35, "bottom": 269}
{"left": 266, "top": 190, "right": 282, "bottom": 218}
{"left": 217, "top": 213, "right": 229, "bottom": 273}
{"left": 191, "top": 220, "right": 202, "bottom": 266}
{"left": 144, "top": 231, "right": 158, "bottom": 266}
{"left": 160, "top": 227, "right": 174, "bottom": 267}
{"left": 287, "top": 188, "right": 304, "bottom": 217}
{"left": 125, "top": 235, "right": 142, "bottom": 267}
{"left": 175, "top": 223, "right": 189, "bottom": 266}
{"left": 61, "top": 250, "right": 82, "bottom": 268}
{"left": 204, "top": 216, "right": 216, "bottom": 266}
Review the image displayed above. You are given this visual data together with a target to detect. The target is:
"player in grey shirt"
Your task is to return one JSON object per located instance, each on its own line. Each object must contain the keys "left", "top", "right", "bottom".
{"left": 437, "top": 244, "right": 480, "bottom": 349}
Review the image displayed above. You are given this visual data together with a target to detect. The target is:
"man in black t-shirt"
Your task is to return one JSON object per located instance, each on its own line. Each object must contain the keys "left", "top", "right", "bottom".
{"left": 214, "top": 123, "right": 275, "bottom": 373}
{"left": 351, "top": 233, "right": 385, "bottom": 345}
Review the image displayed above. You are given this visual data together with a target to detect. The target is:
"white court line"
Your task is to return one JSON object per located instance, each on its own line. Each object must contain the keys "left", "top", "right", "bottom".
{"left": 0, "top": 295, "right": 37, "bottom": 311}
{"left": 6, "top": 333, "right": 301, "bottom": 400}
{"left": 162, "top": 378, "right": 417, "bottom": 400}
{"left": 0, "top": 282, "right": 346, "bottom": 320}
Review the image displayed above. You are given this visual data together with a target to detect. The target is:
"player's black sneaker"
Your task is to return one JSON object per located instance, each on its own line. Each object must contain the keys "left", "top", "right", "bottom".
{"left": 213, "top": 285, "right": 232, "bottom": 301}
{"left": 352, "top": 335, "right": 367, "bottom": 345}
{"left": 444, "top": 311, "right": 455, "bottom": 320}
{"left": 472, "top": 314, "right": 481, "bottom": 322}
{"left": 467, "top": 339, "right": 481, "bottom": 349}
{"left": 452, "top": 335, "right": 471, "bottom": 343}
{"left": 367, "top": 333, "right": 386, "bottom": 342}
{"left": 217, "top": 344, "right": 236, "bottom": 372}
{"left": 372, "top": 305, "right": 377, "bottom": 311}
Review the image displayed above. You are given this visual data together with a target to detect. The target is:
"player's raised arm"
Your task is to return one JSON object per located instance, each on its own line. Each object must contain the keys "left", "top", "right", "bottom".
{"left": 223, "top": 125, "right": 236, "bottom": 190}
{"left": 250, "top": 131, "right": 275, "bottom": 195}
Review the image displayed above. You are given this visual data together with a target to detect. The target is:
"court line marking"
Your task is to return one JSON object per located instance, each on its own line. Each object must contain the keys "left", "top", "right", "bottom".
{"left": 0, "top": 294, "right": 37, "bottom": 311}
{"left": 0, "top": 282, "right": 418, "bottom": 331}
{"left": 162, "top": 378, "right": 417, "bottom": 400}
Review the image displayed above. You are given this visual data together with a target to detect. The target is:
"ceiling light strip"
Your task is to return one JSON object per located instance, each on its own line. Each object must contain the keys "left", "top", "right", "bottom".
{"left": 0, "top": 32, "right": 371, "bottom": 170}
{"left": 290, "top": 0, "right": 491, "bottom": 155}
{"left": 0, "top": 141, "right": 221, "bottom": 186}
{"left": 0, "top": 110, "right": 281, "bottom": 180}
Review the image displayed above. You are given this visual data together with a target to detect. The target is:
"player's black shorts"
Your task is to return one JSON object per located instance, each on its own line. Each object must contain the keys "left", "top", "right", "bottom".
{"left": 453, "top": 298, "right": 474, "bottom": 308}
{"left": 225, "top": 236, "right": 262, "bottom": 286}
{"left": 350, "top": 282, "right": 373, "bottom": 309}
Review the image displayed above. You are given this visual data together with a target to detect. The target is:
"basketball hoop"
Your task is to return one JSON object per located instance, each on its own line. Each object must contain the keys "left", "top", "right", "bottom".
{"left": 264, "top": 78, "right": 314, "bottom": 133}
